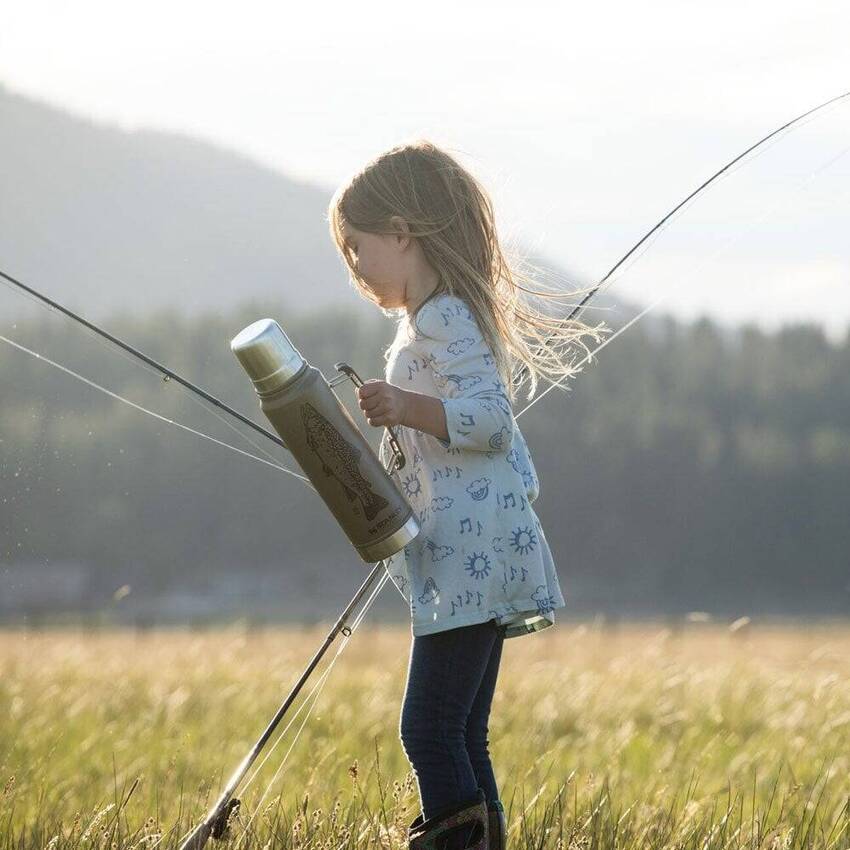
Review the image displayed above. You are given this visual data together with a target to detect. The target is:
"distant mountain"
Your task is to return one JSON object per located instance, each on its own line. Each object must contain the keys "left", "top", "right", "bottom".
{"left": 0, "top": 84, "right": 351, "bottom": 320}
{"left": 0, "top": 83, "right": 630, "bottom": 326}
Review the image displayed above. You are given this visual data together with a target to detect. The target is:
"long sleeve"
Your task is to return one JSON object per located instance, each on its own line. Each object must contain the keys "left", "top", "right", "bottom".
{"left": 414, "top": 300, "right": 515, "bottom": 454}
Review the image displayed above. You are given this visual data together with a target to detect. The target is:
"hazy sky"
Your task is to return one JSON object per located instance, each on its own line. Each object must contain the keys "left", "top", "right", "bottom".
{"left": 3, "top": 0, "right": 849, "bottom": 339}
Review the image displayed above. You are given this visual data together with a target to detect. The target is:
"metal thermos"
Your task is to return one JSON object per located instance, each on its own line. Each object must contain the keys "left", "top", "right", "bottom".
{"left": 230, "top": 318, "right": 420, "bottom": 563}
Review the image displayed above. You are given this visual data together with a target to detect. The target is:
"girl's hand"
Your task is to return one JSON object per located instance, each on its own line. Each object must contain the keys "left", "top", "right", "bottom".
{"left": 357, "top": 380, "right": 408, "bottom": 428}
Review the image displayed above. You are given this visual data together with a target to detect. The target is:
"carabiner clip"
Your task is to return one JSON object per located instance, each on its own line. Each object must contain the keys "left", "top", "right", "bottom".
{"left": 330, "top": 362, "right": 406, "bottom": 473}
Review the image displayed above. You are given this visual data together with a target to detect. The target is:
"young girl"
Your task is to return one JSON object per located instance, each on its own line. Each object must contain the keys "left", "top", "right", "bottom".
{"left": 328, "top": 140, "right": 608, "bottom": 850}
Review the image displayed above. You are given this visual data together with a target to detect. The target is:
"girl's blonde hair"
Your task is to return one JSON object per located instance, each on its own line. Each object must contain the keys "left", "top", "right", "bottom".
{"left": 327, "top": 139, "right": 611, "bottom": 403}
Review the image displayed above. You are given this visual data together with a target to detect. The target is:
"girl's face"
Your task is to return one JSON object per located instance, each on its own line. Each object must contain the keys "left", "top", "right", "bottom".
{"left": 341, "top": 222, "right": 409, "bottom": 309}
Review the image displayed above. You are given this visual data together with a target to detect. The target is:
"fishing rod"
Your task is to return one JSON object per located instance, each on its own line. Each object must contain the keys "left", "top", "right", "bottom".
{"left": 510, "top": 87, "right": 850, "bottom": 390}
{"left": 0, "top": 269, "right": 410, "bottom": 475}
{"left": 4, "top": 90, "right": 847, "bottom": 476}
{"left": 1, "top": 87, "right": 848, "bottom": 850}
{"left": 0, "top": 268, "right": 295, "bottom": 454}
{"left": 2, "top": 91, "right": 847, "bottom": 471}
{"left": 171, "top": 89, "right": 850, "bottom": 850}
{"left": 200, "top": 120, "right": 850, "bottom": 850}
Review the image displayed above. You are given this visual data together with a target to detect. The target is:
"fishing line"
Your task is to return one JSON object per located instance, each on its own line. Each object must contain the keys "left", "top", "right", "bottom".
{"left": 102, "top": 120, "right": 850, "bottom": 845}
{"left": 513, "top": 88, "right": 850, "bottom": 387}
{"left": 240, "top": 573, "right": 391, "bottom": 799}
{"left": 214, "top": 128, "right": 850, "bottom": 834}
{"left": 2, "top": 97, "right": 846, "bottom": 492}
{"left": 0, "top": 333, "right": 316, "bottom": 488}
{"left": 210, "top": 126, "right": 850, "bottom": 833}
{"left": 3, "top": 143, "right": 842, "bottom": 850}
{"left": 0, "top": 327, "right": 406, "bottom": 620}
{"left": 1, "top": 90, "right": 846, "bottom": 847}
{"left": 517, "top": 133, "right": 850, "bottom": 420}
{"left": 0, "top": 313, "right": 407, "bottom": 612}
{"left": 151, "top": 101, "right": 850, "bottom": 846}
{"left": 0, "top": 273, "right": 304, "bottom": 478}
{"left": 154, "top": 569, "right": 393, "bottom": 850}
{"left": 231, "top": 571, "right": 393, "bottom": 850}
{"left": 0, "top": 267, "right": 293, "bottom": 466}
{"left": 593, "top": 94, "right": 850, "bottom": 297}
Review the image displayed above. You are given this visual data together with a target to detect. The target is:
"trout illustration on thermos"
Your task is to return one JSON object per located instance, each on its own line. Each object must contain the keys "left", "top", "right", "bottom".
{"left": 301, "top": 402, "right": 390, "bottom": 521}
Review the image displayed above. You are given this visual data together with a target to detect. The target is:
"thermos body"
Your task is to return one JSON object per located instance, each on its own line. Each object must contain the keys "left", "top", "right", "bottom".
{"left": 231, "top": 319, "right": 420, "bottom": 563}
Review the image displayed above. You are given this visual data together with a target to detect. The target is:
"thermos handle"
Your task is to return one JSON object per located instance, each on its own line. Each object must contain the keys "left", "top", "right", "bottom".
{"left": 329, "top": 362, "right": 407, "bottom": 473}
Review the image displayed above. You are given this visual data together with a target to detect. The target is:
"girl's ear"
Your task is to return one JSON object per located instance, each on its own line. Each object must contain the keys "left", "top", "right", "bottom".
{"left": 389, "top": 215, "right": 411, "bottom": 250}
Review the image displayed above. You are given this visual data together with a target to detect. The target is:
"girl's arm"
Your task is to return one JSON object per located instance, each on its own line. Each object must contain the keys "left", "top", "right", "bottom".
{"left": 362, "top": 298, "right": 513, "bottom": 452}
{"left": 400, "top": 390, "right": 450, "bottom": 442}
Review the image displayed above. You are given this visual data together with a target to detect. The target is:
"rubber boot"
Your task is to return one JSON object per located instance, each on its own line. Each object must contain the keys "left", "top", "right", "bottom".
{"left": 486, "top": 800, "right": 506, "bottom": 850}
{"left": 408, "top": 787, "right": 488, "bottom": 850}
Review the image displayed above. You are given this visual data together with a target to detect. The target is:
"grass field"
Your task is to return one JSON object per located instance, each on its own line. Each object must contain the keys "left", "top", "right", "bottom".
{"left": 1, "top": 620, "right": 848, "bottom": 849}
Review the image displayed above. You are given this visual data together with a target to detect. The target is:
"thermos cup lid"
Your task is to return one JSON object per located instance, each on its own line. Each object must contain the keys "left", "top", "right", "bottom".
{"left": 231, "top": 318, "right": 306, "bottom": 394}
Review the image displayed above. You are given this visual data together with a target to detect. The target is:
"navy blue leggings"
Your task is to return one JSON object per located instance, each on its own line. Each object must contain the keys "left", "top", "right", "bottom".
{"left": 399, "top": 618, "right": 506, "bottom": 819}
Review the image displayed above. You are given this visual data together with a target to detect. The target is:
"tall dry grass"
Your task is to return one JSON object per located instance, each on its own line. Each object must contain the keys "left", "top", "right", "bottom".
{"left": 0, "top": 620, "right": 848, "bottom": 848}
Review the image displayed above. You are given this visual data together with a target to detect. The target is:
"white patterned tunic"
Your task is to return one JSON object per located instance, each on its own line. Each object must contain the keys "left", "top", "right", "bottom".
{"left": 378, "top": 292, "right": 566, "bottom": 639}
